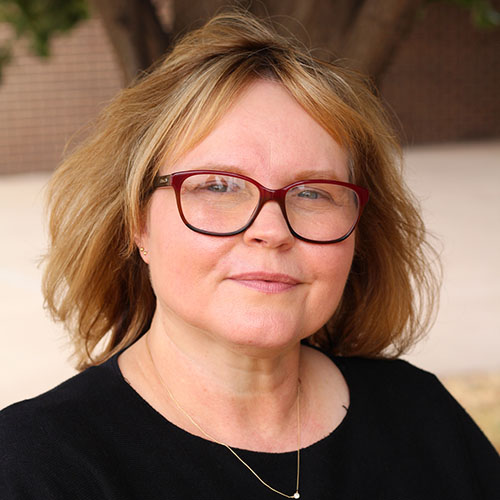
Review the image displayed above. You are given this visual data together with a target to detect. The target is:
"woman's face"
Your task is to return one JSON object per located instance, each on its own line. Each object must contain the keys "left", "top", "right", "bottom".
{"left": 139, "top": 80, "right": 355, "bottom": 355}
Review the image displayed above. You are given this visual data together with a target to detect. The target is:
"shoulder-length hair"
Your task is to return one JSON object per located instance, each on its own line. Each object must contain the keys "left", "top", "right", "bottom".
{"left": 43, "top": 11, "right": 440, "bottom": 370}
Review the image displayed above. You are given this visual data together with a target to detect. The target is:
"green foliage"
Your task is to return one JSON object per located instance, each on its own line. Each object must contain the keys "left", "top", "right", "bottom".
{"left": 435, "top": 0, "right": 500, "bottom": 28}
{"left": 0, "top": 0, "right": 88, "bottom": 78}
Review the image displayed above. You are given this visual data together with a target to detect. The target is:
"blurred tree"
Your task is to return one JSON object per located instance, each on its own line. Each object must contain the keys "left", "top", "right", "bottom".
{"left": 0, "top": 0, "right": 498, "bottom": 84}
{"left": 0, "top": 0, "right": 88, "bottom": 78}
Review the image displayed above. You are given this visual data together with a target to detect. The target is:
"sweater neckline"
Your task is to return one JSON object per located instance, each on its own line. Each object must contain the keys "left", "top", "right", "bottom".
{"left": 106, "top": 350, "right": 355, "bottom": 457}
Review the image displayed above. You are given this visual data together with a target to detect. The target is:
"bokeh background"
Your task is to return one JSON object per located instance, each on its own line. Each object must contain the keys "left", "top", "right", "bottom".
{"left": 1, "top": 1, "right": 499, "bottom": 449}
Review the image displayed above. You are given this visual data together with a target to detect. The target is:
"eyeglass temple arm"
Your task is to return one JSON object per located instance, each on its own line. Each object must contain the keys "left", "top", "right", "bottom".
{"left": 154, "top": 174, "right": 172, "bottom": 188}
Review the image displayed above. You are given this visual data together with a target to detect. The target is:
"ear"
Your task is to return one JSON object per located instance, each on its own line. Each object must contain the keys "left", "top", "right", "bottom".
{"left": 134, "top": 217, "right": 150, "bottom": 264}
{"left": 135, "top": 241, "right": 150, "bottom": 263}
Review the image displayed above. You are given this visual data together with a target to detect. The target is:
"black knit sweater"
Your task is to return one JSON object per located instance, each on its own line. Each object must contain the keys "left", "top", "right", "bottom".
{"left": 2, "top": 353, "right": 499, "bottom": 499}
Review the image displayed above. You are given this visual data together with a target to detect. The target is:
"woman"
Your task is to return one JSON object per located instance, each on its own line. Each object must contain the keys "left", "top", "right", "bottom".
{"left": 1, "top": 11, "right": 499, "bottom": 500}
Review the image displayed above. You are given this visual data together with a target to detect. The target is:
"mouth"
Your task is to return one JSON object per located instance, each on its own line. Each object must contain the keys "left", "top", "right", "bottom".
{"left": 228, "top": 272, "right": 300, "bottom": 293}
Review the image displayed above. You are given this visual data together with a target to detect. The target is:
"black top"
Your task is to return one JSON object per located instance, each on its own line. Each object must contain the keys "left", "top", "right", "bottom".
{"left": 1, "top": 353, "right": 499, "bottom": 500}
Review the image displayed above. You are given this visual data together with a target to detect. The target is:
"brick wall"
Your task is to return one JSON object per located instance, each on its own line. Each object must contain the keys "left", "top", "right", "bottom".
{"left": 380, "top": 2, "right": 500, "bottom": 145}
{"left": 0, "top": 20, "right": 121, "bottom": 174}
{"left": 0, "top": 3, "right": 499, "bottom": 174}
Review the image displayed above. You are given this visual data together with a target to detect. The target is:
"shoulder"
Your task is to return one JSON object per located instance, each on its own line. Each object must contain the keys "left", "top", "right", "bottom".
{"left": 331, "top": 355, "right": 494, "bottom": 445}
{"left": 335, "top": 356, "right": 500, "bottom": 494}
{"left": 0, "top": 358, "right": 123, "bottom": 497}
{"left": 1, "top": 358, "right": 116, "bottom": 432}
{"left": 335, "top": 355, "right": 442, "bottom": 400}
{"left": 0, "top": 362, "right": 128, "bottom": 499}
{"left": 1, "top": 360, "right": 116, "bottom": 449}
{"left": 334, "top": 355, "right": 468, "bottom": 424}
{"left": 335, "top": 354, "right": 433, "bottom": 380}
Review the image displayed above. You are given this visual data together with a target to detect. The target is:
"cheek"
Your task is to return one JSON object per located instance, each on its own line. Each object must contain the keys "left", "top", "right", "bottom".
{"left": 308, "top": 238, "right": 355, "bottom": 316}
{"left": 144, "top": 194, "right": 202, "bottom": 264}
{"left": 143, "top": 197, "right": 234, "bottom": 301}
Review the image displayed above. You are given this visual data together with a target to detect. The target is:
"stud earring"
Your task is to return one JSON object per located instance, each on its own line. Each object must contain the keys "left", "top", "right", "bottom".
{"left": 139, "top": 247, "right": 148, "bottom": 256}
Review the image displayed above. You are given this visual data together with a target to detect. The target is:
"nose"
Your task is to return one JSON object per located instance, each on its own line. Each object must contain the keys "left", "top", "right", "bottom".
{"left": 242, "top": 200, "right": 295, "bottom": 249}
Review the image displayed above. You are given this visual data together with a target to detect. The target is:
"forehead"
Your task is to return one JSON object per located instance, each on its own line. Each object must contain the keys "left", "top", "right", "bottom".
{"left": 165, "top": 80, "right": 349, "bottom": 184}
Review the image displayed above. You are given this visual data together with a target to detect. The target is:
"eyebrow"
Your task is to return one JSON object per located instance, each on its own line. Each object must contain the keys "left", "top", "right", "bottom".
{"left": 180, "top": 163, "right": 346, "bottom": 182}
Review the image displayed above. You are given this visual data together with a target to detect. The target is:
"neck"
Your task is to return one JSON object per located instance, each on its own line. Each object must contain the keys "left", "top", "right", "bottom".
{"left": 138, "top": 312, "right": 303, "bottom": 451}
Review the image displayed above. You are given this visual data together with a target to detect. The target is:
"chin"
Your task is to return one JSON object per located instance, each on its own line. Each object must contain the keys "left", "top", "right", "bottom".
{"left": 214, "top": 315, "right": 304, "bottom": 356}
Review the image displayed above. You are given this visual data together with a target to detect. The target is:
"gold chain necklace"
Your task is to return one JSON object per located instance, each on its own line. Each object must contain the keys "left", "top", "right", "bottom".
{"left": 145, "top": 337, "right": 301, "bottom": 499}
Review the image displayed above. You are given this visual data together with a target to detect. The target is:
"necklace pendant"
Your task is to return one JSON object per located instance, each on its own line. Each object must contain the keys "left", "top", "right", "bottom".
{"left": 293, "top": 492, "right": 300, "bottom": 499}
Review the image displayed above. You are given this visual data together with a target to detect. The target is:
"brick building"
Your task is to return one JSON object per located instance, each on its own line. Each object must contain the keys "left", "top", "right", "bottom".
{"left": 0, "top": 2, "right": 499, "bottom": 174}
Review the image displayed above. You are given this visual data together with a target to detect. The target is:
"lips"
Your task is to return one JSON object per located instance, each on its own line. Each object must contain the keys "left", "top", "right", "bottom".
{"left": 228, "top": 272, "right": 300, "bottom": 293}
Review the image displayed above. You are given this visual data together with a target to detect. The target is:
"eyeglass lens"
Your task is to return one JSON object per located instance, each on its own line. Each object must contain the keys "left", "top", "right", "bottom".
{"left": 178, "top": 173, "right": 360, "bottom": 242}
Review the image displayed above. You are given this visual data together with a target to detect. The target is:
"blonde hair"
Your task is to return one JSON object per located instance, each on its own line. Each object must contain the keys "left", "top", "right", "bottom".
{"left": 43, "top": 11, "right": 440, "bottom": 370}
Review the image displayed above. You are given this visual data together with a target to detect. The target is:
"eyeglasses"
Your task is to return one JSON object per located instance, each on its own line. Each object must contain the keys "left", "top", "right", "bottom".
{"left": 153, "top": 170, "right": 369, "bottom": 244}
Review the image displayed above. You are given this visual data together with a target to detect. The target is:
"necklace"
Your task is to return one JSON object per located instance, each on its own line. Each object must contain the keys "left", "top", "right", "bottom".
{"left": 145, "top": 337, "right": 301, "bottom": 499}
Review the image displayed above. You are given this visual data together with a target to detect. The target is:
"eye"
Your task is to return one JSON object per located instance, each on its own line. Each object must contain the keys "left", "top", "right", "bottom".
{"left": 204, "top": 180, "right": 229, "bottom": 192}
{"left": 189, "top": 175, "right": 245, "bottom": 195}
{"left": 297, "top": 189, "right": 324, "bottom": 200}
{"left": 294, "top": 187, "right": 333, "bottom": 202}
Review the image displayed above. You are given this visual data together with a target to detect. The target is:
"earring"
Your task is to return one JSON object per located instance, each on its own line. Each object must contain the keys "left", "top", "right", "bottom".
{"left": 139, "top": 247, "right": 148, "bottom": 256}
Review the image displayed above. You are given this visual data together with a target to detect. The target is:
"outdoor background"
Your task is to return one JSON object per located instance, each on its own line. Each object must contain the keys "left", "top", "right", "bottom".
{"left": 1, "top": 1, "right": 499, "bottom": 450}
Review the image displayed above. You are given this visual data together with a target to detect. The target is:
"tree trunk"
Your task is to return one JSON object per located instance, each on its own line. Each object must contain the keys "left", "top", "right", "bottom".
{"left": 247, "top": 0, "right": 359, "bottom": 53}
{"left": 89, "top": 0, "right": 424, "bottom": 86}
{"left": 339, "top": 0, "right": 424, "bottom": 82}
{"left": 88, "top": 0, "right": 171, "bottom": 84}
{"left": 247, "top": 0, "right": 424, "bottom": 82}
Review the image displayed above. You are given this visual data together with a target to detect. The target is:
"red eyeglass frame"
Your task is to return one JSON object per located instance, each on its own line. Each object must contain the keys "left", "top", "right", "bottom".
{"left": 153, "top": 170, "right": 369, "bottom": 244}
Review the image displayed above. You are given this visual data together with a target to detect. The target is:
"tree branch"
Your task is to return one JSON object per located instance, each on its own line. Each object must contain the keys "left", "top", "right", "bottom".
{"left": 339, "top": 0, "right": 424, "bottom": 81}
{"left": 88, "top": 0, "right": 171, "bottom": 84}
